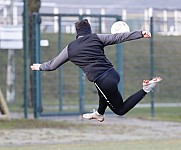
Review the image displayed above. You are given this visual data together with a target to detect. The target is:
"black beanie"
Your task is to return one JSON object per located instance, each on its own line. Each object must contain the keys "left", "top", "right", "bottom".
{"left": 75, "top": 19, "right": 92, "bottom": 38}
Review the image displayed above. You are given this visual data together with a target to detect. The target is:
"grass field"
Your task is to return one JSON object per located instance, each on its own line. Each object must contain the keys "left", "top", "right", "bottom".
{"left": 0, "top": 139, "right": 181, "bottom": 150}
{"left": 126, "top": 106, "right": 181, "bottom": 122}
{"left": 0, "top": 107, "right": 181, "bottom": 150}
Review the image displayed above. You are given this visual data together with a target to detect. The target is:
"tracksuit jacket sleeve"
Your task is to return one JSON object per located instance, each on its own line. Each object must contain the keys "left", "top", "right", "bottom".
{"left": 97, "top": 31, "right": 143, "bottom": 46}
{"left": 39, "top": 46, "right": 69, "bottom": 71}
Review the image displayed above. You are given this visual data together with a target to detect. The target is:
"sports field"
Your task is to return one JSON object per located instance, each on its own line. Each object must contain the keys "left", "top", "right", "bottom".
{"left": 0, "top": 139, "right": 180, "bottom": 150}
{"left": 0, "top": 108, "right": 181, "bottom": 150}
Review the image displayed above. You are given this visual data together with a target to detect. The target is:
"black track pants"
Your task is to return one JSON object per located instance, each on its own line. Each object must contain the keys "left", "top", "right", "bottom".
{"left": 94, "top": 68, "right": 147, "bottom": 115}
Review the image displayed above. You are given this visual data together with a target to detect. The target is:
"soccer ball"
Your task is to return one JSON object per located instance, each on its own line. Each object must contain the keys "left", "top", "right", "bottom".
{"left": 111, "top": 21, "right": 130, "bottom": 34}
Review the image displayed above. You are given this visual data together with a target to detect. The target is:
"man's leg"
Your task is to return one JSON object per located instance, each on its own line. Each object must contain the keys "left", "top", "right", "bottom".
{"left": 83, "top": 67, "right": 162, "bottom": 121}
{"left": 105, "top": 77, "right": 162, "bottom": 115}
{"left": 108, "top": 89, "right": 147, "bottom": 115}
{"left": 88, "top": 75, "right": 162, "bottom": 117}
{"left": 97, "top": 90, "right": 108, "bottom": 115}
{"left": 82, "top": 88, "right": 107, "bottom": 122}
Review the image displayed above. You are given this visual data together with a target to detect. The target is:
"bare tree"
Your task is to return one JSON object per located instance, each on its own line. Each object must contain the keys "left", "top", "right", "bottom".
{"left": 28, "top": 0, "right": 41, "bottom": 107}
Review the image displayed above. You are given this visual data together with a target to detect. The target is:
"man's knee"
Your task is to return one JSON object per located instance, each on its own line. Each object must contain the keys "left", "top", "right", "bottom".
{"left": 113, "top": 109, "right": 127, "bottom": 116}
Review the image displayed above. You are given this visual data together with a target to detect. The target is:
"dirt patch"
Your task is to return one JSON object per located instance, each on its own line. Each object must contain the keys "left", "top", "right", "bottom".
{"left": 0, "top": 115, "right": 181, "bottom": 146}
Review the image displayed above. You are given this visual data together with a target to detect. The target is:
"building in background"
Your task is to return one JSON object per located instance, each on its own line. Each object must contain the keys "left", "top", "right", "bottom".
{"left": 0, "top": 0, "right": 181, "bottom": 34}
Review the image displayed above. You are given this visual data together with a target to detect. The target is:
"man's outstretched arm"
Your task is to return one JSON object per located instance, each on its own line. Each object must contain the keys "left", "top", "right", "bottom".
{"left": 31, "top": 46, "right": 69, "bottom": 71}
{"left": 97, "top": 31, "right": 151, "bottom": 46}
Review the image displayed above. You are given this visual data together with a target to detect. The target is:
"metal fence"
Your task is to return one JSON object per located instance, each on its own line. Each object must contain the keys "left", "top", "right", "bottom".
{"left": 0, "top": 3, "right": 181, "bottom": 118}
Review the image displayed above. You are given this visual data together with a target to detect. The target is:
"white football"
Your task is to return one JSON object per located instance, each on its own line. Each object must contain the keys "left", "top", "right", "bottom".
{"left": 111, "top": 21, "right": 130, "bottom": 34}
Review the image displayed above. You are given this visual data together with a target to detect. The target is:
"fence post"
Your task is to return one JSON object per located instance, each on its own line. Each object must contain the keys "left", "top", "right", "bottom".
{"left": 116, "top": 16, "right": 123, "bottom": 94}
{"left": 23, "top": 0, "right": 29, "bottom": 118}
{"left": 98, "top": 16, "right": 102, "bottom": 33}
{"left": 58, "top": 15, "right": 63, "bottom": 112}
{"left": 78, "top": 15, "right": 85, "bottom": 114}
{"left": 33, "top": 13, "right": 41, "bottom": 118}
{"left": 150, "top": 16, "right": 155, "bottom": 117}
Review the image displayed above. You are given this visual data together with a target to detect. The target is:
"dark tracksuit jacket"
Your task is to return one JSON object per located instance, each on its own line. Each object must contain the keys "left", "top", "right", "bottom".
{"left": 40, "top": 31, "right": 143, "bottom": 81}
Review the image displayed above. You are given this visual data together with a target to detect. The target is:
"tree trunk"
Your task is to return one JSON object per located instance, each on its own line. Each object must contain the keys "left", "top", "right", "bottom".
{"left": 6, "top": 0, "right": 15, "bottom": 104}
{"left": 28, "top": 0, "right": 41, "bottom": 107}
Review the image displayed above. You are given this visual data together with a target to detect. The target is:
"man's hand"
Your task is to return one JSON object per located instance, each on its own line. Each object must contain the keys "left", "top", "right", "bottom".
{"left": 142, "top": 31, "right": 151, "bottom": 38}
{"left": 31, "top": 64, "right": 41, "bottom": 70}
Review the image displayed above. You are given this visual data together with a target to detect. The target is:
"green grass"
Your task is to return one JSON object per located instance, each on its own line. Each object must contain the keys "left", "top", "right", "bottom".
{"left": 0, "top": 107, "right": 180, "bottom": 131}
{"left": 0, "top": 139, "right": 180, "bottom": 150}
{"left": 126, "top": 106, "right": 181, "bottom": 122}
{"left": 0, "top": 108, "right": 180, "bottom": 150}
{"left": 0, "top": 119, "right": 75, "bottom": 130}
